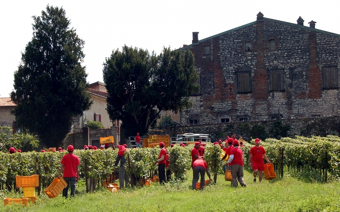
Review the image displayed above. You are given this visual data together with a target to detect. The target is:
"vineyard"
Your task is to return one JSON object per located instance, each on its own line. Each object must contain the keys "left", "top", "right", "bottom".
{"left": 1, "top": 135, "right": 340, "bottom": 195}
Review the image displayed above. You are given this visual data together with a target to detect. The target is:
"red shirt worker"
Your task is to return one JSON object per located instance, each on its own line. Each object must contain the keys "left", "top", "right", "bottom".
{"left": 226, "top": 140, "right": 246, "bottom": 187}
{"left": 191, "top": 142, "right": 200, "bottom": 168}
{"left": 192, "top": 157, "right": 211, "bottom": 190}
{"left": 58, "top": 145, "right": 80, "bottom": 198}
{"left": 249, "top": 138, "right": 270, "bottom": 182}
{"left": 135, "top": 132, "right": 141, "bottom": 148}
{"left": 155, "top": 142, "right": 167, "bottom": 183}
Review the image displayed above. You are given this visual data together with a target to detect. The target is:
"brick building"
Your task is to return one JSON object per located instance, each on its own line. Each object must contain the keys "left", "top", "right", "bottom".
{"left": 180, "top": 12, "right": 340, "bottom": 125}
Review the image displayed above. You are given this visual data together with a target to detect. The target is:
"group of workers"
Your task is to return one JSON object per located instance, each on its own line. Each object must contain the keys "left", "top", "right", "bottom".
{"left": 190, "top": 137, "right": 270, "bottom": 189}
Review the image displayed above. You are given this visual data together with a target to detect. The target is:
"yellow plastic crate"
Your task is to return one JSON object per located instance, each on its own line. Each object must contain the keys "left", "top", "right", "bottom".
{"left": 16, "top": 175, "right": 39, "bottom": 188}
{"left": 23, "top": 187, "right": 36, "bottom": 197}
{"left": 44, "top": 177, "right": 67, "bottom": 198}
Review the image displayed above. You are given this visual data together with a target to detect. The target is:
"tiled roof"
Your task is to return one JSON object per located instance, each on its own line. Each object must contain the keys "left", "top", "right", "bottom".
{"left": 87, "top": 88, "right": 108, "bottom": 98}
{"left": 0, "top": 97, "right": 16, "bottom": 107}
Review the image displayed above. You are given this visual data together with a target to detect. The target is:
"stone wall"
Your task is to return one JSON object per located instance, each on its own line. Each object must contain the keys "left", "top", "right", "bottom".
{"left": 181, "top": 14, "right": 340, "bottom": 125}
{"left": 0, "top": 107, "right": 15, "bottom": 127}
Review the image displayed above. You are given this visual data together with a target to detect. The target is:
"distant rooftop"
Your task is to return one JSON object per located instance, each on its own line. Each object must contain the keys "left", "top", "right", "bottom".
{"left": 0, "top": 97, "right": 16, "bottom": 107}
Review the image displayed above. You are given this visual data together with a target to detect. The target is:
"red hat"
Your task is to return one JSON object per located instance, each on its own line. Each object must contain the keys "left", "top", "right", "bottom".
{"left": 68, "top": 145, "right": 74, "bottom": 152}
{"left": 227, "top": 138, "right": 234, "bottom": 144}
{"left": 198, "top": 140, "right": 202, "bottom": 143}
{"left": 118, "top": 145, "right": 126, "bottom": 156}
{"left": 195, "top": 142, "right": 200, "bottom": 146}
{"left": 213, "top": 142, "right": 219, "bottom": 145}
{"left": 58, "top": 147, "right": 62, "bottom": 150}
{"left": 9, "top": 147, "right": 16, "bottom": 153}
{"left": 100, "top": 147, "right": 104, "bottom": 150}
{"left": 202, "top": 143, "right": 206, "bottom": 146}
{"left": 17, "top": 149, "right": 22, "bottom": 153}
{"left": 41, "top": 150, "right": 45, "bottom": 152}
{"left": 159, "top": 142, "right": 165, "bottom": 147}
{"left": 255, "top": 138, "right": 260, "bottom": 144}
{"left": 180, "top": 143, "right": 185, "bottom": 147}
{"left": 233, "top": 140, "right": 239, "bottom": 146}
{"left": 171, "top": 144, "right": 174, "bottom": 147}
{"left": 218, "top": 139, "right": 222, "bottom": 143}
{"left": 123, "top": 144, "right": 127, "bottom": 147}
{"left": 93, "top": 146, "right": 97, "bottom": 150}
{"left": 88, "top": 145, "right": 93, "bottom": 149}
{"left": 105, "top": 144, "right": 109, "bottom": 148}
{"left": 84, "top": 145, "right": 88, "bottom": 149}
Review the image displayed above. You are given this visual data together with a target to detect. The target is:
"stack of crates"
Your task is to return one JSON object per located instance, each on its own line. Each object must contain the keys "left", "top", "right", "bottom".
{"left": 16, "top": 174, "right": 39, "bottom": 203}
{"left": 142, "top": 135, "right": 170, "bottom": 148}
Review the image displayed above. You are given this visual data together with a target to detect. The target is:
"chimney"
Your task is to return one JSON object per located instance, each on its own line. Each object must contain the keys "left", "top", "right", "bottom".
{"left": 309, "top": 20, "right": 316, "bottom": 29}
{"left": 192, "top": 32, "right": 199, "bottom": 44}
{"left": 183, "top": 44, "right": 188, "bottom": 47}
{"left": 257, "top": 12, "right": 264, "bottom": 21}
{"left": 297, "top": 16, "right": 304, "bottom": 26}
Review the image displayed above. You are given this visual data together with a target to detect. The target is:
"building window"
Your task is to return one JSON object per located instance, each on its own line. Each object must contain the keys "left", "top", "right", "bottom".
{"left": 221, "top": 118, "right": 230, "bottom": 123}
{"left": 239, "top": 117, "right": 248, "bottom": 122}
{"left": 237, "top": 72, "right": 252, "bottom": 93}
{"left": 323, "top": 67, "right": 338, "bottom": 89}
{"left": 269, "top": 39, "right": 276, "bottom": 50}
{"left": 94, "top": 113, "right": 101, "bottom": 122}
{"left": 245, "top": 42, "right": 252, "bottom": 52}
{"left": 189, "top": 119, "right": 198, "bottom": 125}
{"left": 204, "top": 46, "right": 210, "bottom": 55}
{"left": 269, "top": 114, "right": 282, "bottom": 120}
{"left": 269, "top": 70, "right": 284, "bottom": 91}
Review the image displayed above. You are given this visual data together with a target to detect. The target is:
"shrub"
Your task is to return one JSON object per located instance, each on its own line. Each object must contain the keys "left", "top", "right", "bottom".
{"left": 86, "top": 121, "right": 104, "bottom": 129}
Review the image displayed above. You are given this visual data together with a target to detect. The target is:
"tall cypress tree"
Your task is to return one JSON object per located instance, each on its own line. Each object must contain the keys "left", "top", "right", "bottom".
{"left": 11, "top": 5, "right": 92, "bottom": 147}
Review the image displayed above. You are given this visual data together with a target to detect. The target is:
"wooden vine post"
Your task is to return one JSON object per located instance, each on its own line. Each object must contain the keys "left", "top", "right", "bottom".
{"left": 36, "top": 156, "right": 41, "bottom": 196}
{"left": 281, "top": 147, "right": 284, "bottom": 178}
{"left": 324, "top": 150, "right": 328, "bottom": 183}
{"left": 85, "top": 159, "right": 89, "bottom": 193}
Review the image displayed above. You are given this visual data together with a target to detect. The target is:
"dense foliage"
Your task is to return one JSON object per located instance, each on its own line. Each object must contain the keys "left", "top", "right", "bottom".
{"left": 86, "top": 121, "right": 104, "bottom": 130}
{"left": 0, "top": 126, "right": 39, "bottom": 153}
{"left": 11, "top": 5, "right": 92, "bottom": 147}
{"left": 103, "top": 46, "right": 199, "bottom": 137}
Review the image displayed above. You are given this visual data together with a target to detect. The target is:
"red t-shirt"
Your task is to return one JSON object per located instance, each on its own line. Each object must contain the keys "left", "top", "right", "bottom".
{"left": 198, "top": 146, "right": 205, "bottom": 156}
{"left": 250, "top": 146, "right": 266, "bottom": 163}
{"left": 135, "top": 135, "right": 141, "bottom": 144}
{"left": 191, "top": 148, "right": 199, "bottom": 165}
{"left": 230, "top": 147, "right": 244, "bottom": 166}
{"left": 225, "top": 146, "right": 234, "bottom": 155}
{"left": 158, "top": 148, "right": 167, "bottom": 164}
{"left": 165, "top": 154, "right": 170, "bottom": 168}
{"left": 192, "top": 158, "right": 208, "bottom": 170}
{"left": 61, "top": 153, "right": 80, "bottom": 178}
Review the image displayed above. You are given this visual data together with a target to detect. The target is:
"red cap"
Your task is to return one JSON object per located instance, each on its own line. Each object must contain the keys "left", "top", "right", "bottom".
{"left": 198, "top": 140, "right": 202, "bottom": 143}
{"left": 67, "top": 145, "right": 74, "bottom": 152}
{"left": 17, "top": 149, "right": 22, "bottom": 153}
{"left": 195, "top": 142, "right": 200, "bottom": 146}
{"left": 41, "top": 150, "right": 45, "bottom": 152}
{"left": 213, "top": 142, "right": 219, "bottom": 145}
{"left": 9, "top": 147, "right": 16, "bottom": 153}
{"left": 218, "top": 139, "right": 222, "bottom": 143}
{"left": 202, "top": 143, "right": 206, "bottom": 146}
{"left": 84, "top": 145, "right": 88, "bottom": 149}
{"left": 227, "top": 138, "right": 234, "bottom": 144}
{"left": 93, "top": 146, "right": 97, "bottom": 150}
{"left": 58, "top": 147, "right": 62, "bottom": 150}
{"left": 100, "top": 147, "right": 104, "bottom": 150}
{"left": 105, "top": 144, "right": 109, "bottom": 148}
{"left": 137, "top": 132, "right": 139, "bottom": 135}
{"left": 159, "top": 142, "right": 165, "bottom": 147}
{"left": 88, "top": 145, "right": 93, "bottom": 149}
{"left": 255, "top": 138, "right": 260, "bottom": 144}
{"left": 171, "top": 144, "right": 174, "bottom": 147}
{"left": 123, "top": 144, "right": 127, "bottom": 147}
{"left": 233, "top": 140, "right": 239, "bottom": 146}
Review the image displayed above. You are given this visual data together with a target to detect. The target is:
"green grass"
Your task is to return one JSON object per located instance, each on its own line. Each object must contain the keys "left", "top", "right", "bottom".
{"left": 1, "top": 170, "right": 340, "bottom": 212}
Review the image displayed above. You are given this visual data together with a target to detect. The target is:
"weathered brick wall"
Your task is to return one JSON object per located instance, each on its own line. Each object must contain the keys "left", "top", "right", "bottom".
{"left": 182, "top": 15, "right": 340, "bottom": 125}
{"left": 0, "top": 107, "right": 15, "bottom": 126}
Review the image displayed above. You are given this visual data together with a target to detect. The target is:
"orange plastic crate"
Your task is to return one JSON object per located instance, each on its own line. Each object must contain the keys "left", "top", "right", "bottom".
{"left": 23, "top": 187, "right": 36, "bottom": 197}
{"left": 16, "top": 175, "right": 39, "bottom": 188}
{"left": 196, "top": 179, "right": 210, "bottom": 189}
{"left": 44, "top": 177, "right": 67, "bottom": 198}
{"left": 4, "top": 197, "right": 28, "bottom": 206}
{"left": 264, "top": 163, "right": 277, "bottom": 180}
{"left": 107, "top": 183, "right": 120, "bottom": 192}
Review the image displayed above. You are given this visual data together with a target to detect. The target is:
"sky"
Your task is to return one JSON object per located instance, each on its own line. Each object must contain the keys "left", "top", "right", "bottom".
{"left": 1, "top": 0, "right": 339, "bottom": 98}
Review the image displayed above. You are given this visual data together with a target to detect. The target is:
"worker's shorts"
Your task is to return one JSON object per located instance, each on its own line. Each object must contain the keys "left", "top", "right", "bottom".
{"left": 252, "top": 162, "right": 264, "bottom": 171}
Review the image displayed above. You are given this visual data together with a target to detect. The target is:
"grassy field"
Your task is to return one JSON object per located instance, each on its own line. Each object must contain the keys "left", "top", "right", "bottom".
{"left": 1, "top": 169, "right": 340, "bottom": 212}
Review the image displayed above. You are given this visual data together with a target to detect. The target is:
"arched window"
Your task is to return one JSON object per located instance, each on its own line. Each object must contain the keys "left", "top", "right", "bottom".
{"left": 269, "top": 39, "right": 276, "bottom": 50}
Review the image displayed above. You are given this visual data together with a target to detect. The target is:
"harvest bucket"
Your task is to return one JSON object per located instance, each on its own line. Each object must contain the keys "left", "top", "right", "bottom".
{"left": 196, "top": 179, "right": 210, "bottom": 189}
{"left": 225, "top": 170, "right": 232, "bottom": 181}
{"left": 264, "top": 163, "right": 277, "bottom": 180}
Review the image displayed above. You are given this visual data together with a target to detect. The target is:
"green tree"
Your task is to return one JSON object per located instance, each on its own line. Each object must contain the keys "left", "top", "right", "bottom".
{"left": 11, "top": 5, "right": 92, "bottom": 147}
{"left": 86, "top": 121, "right": 104, "bottom": 130}
{"left": 103, "top": 46, "right": 199, "bottom": 137}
